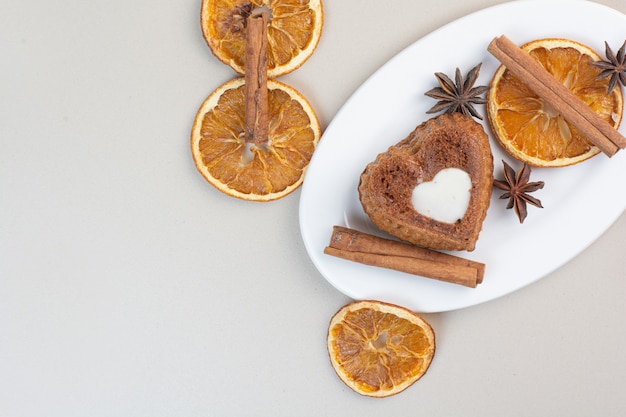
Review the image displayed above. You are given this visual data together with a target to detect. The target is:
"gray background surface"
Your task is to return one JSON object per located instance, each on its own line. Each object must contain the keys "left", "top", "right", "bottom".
{"left": 1, "top": 0, "right": 625, "bottom": 415}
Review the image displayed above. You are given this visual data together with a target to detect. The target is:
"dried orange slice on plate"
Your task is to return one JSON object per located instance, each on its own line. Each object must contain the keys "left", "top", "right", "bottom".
{"left": 191, "top": 77, "right": 321, "bottom": 201}
{"left": 201, "top": 0, "right": 324, "bottom": 78}
{"left": 327, "top": 300, "right": 435, "bottom": 397}
{"left": 487, "top": 38, "right": 623, "bottom": 167}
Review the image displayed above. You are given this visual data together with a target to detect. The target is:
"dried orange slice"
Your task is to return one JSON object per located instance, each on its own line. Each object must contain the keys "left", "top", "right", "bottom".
{"left": 201, "top": 0, "right": 323, "bottom": 78}
{"left": 327, "top": 300, "right": 435, "bottom": 398}
{"left": 191, "top": 77, "right": 321, "bottom": 201}
{"left": 487, "top": 38, "right": 623, "bottom": 167}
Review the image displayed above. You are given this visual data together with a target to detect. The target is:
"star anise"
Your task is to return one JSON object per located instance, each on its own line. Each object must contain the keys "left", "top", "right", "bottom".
{"left": 493, "top": 160, "right": 544, "bottom": 224}
{"left": 424, "top": 63, "right": 490, "bottom": 120}
{"left": 589, "top": 40, "right": 626, "bottom": 94}
{"left": 230, "top": 3, "right": 254, "bottom": 32}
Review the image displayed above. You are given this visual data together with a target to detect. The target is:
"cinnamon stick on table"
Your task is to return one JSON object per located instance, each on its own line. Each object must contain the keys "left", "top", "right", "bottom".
{"left": 324, "top": 226, "right": 485, "bottom": 288}
{"left": 488, "top": 35, "right": 626, "bottom": 157}
{"left": 244, "top": 11, "right": 269, "bottom": 145}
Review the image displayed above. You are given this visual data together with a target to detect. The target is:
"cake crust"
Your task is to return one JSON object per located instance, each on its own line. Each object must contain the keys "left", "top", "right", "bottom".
{"left": 358, "top": 113, "right": 493, "bottom": 251}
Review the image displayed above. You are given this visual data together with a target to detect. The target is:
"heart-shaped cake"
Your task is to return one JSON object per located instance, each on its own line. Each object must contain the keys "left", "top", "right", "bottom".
{"left": 358, "top": 112, "right": 493, "bottom": 251}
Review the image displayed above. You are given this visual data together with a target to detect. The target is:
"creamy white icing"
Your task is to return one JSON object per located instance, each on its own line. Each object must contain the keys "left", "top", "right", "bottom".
{"left": 411, "top": 168, "right": 472, "bottom": 223}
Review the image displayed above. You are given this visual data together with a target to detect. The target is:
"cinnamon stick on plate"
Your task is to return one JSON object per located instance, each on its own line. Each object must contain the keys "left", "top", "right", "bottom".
{"left": 324, "top": 225, "right": 485, "bottom": 288}
{"left": 488, "top": 35, "right": 626, "bottom": 156}
{"left": 244, "top": 11, "right": 269, "bottom": 145}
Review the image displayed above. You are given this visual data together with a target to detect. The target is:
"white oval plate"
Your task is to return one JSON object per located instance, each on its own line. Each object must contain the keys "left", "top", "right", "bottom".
{"left": 299, "top": 0, "right": 626, "bottom": 313}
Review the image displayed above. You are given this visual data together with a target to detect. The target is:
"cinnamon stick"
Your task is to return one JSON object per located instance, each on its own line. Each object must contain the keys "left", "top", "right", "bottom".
{"left": 324, "top": 225, "right": 485, "bottom": 288}
{"left": 488, "top": 35, "right": 626, "bottom": 156}
{"left": 244, "top": 11, "right": 269, "bottom": 145}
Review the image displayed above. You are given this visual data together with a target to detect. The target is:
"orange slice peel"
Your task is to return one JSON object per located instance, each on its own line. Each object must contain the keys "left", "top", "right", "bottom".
{"left": 487, "top": 38, "right": 623, "bottom": 167}
{"left": 327, "top": 300, "right": 435, "bottom": 397}
{"left": 201, "top": 0, "right": 324, "bottom": 78}
{"left": 190, "top": 77, "right": 321, "bottom": 201}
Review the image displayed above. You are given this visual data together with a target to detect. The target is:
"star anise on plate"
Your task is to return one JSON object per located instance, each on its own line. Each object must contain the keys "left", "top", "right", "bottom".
{"left": 424, "top": 63, "right": 490, "bottom": 120}
{"left": 493, "top": 160, "right": 544, "bottom": 224}
{"left": 589, "top": 40, "right": 626, "bottom": 94}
